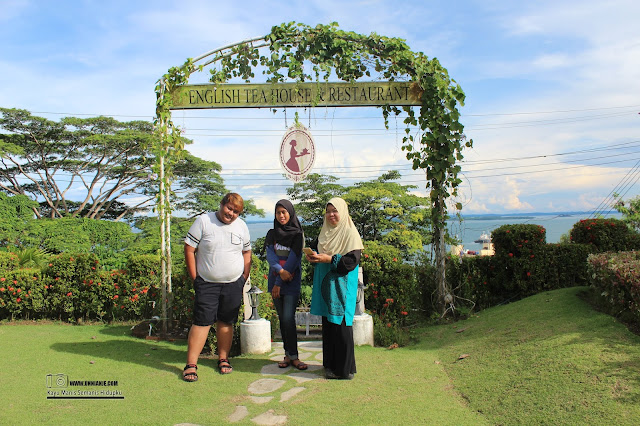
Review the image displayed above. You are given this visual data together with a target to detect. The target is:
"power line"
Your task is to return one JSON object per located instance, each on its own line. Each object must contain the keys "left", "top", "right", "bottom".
{"left": 589, "top": 159, "right": 640, "bottom": 218}
{"left": 217, "top": 142, "right": 640, "bottom": 174}
{"left": 177, "top": 110, "right": 637, "bottom": 136}
{"left": 31, "top": 104, "right": 640, "bottom": 119}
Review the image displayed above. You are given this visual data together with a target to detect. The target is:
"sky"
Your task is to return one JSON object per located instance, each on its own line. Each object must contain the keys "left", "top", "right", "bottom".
{"left": 1, "top": 0, "right": 639, "bottom": 219}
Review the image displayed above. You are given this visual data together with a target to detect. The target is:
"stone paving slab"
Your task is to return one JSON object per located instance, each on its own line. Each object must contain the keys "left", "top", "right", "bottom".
{"left": 251, "top": 410, "right": 288, "bottom": 426}
{"left": 269, "top": 352, "right": 314, "bottom": 362}
{"left": 262, "top": 360, "right": 323, "bottom": 375}
{"left": 298, "top": 341, "right": 323, "bottom": 349}
{"left": 227, "top": 406, "right": 249, "bottom": 422}
{"left": 288, "top": 372, "right": 321, "bottom": 383}
{"left": 269, "top": 349, "right": 285, "bottom": 357}
{"left": 248, "top": 378, "right": 286, "bottom": 395}
{"left": 298, "top": 351, "right": 313, "bottom": 360}
{"left": 280, "top": 386, "right": 305, "bottom": 402}
{"left": 260, "top": 363, "right": 293, "bottom": 375}
{"left": 223, "top": 341, "right": 327, "bottom": 425}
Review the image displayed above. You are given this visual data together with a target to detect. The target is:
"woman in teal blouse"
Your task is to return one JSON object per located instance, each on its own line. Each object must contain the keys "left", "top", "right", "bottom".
{"left": 306, "top": 197, "right": 364, "bottom": 379}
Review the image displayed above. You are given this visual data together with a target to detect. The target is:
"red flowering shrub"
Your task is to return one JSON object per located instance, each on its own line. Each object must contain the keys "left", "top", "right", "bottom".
{"left": 0, "top": 251, "right": 19, "bottom": 271}
{"left": 492, "top": 224, "right": 547, "bottom": 296}
{"left": 0, "top": 268, "right": 43, "bottom": 319}
{"left": 570, "top": 218, "right": 638, "bottom": 252}
{"left": 362, "top": 241, "right": 417, "bottom": 346}
{"left": 0, "top": 251, "right": 167, "bottom": 322}
{"left": 440, "top": 225, "right": 594, "bottom": 312}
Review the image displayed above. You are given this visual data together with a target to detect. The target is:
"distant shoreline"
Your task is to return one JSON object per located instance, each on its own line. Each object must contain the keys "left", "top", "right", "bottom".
{"left": 246, "top": 211, "right": 616, "bottom": 224}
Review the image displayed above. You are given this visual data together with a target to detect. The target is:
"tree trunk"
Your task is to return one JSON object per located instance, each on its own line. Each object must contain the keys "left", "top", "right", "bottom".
{"left": 434, "top": 194, "right": 448, "bottom": 317}
{"left": 159, "top": 154, "right": 168, "bottom": 335}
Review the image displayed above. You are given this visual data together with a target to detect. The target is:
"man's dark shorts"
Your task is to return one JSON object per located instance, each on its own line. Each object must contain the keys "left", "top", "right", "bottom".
{"left": 192, "top": 275, "right": 245, "bottom": 326}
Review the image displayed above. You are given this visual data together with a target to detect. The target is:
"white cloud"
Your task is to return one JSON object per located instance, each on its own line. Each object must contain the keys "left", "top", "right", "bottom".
{"left": 2, "top": 0, "right": 639, "bottom": 216}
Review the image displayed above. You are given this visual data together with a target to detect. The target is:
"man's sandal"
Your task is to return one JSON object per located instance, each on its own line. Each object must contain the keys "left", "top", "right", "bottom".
{"left": 218, "top": 358, "right": 233, "bottom": 374}
{"left": 183, "top": 364, "right": 198, "bottom": 382}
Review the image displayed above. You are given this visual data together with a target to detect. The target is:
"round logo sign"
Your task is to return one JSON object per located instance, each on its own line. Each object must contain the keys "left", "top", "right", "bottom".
{"left": 280, "top": 124, "right": 316, "bottom": 182}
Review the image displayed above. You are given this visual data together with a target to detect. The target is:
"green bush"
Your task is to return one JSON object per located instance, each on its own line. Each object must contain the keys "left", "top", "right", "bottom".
{"left": 447, "top": 255, "right": 500, "bottom": 311}
{"left": 440, "top": 228, "right": 594, "bottom": 313}
{"left": 588, "top": 251, "right": 640, "bottom": 325}
{"left": 0, "top": 252, "right": 165, "bottom": 322}
{"left": 543, "top": 243, "right": 593, "bottom": 289}
{"left": 414, "top": 255, "right": 437, "bottom": 316}
{"left": 492, "top": 224, "right": 547, "bottom": 297}
{"left": 125, "top": 254, "right": 162, "bottom": 320}
{"left": 362, "top": 241, "right": 418, "bottom": 346}
{"left": 373, "top": 315, "right": 412, "bottom": 347}
{"left": 43, "top": 253, "right": 103, "bottom": 320}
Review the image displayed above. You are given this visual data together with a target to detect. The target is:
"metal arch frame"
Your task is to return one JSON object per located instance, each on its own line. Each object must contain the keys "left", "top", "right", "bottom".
{"left": 192, "top": 35, "right": 271, "bottom": 68}
{"left": 156, "top": 32, "right": 456, "bottom": 331}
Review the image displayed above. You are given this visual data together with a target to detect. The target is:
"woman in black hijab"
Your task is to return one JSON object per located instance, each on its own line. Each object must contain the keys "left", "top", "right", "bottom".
{"left": 265, "top": 199, "right": 308, "bottom": 370}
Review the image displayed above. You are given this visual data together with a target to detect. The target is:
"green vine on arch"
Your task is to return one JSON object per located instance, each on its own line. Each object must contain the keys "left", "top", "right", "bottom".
{"left": 154, "top": 21, "right": 472, "bottom": 316}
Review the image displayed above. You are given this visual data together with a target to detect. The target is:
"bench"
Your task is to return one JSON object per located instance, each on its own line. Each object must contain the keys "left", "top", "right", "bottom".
{"left": 294, "top": 307, "right": 322, "bottom": 336}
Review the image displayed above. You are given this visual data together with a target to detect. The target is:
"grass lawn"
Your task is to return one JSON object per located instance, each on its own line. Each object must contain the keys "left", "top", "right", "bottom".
{"left": 1, "top": 286, "right": 639, "bottom": 425}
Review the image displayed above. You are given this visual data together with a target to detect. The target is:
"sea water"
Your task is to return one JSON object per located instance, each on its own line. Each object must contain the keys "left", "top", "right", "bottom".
{"left": 247, "top": 213, "right": 622, "bottom": 253}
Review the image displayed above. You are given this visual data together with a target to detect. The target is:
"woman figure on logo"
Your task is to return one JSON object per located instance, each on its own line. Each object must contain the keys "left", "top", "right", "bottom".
{"left": 285, "top": 139, "right": 309, "bottom": 173}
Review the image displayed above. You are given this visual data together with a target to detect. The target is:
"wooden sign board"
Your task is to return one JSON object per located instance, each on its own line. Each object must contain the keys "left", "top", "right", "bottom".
{"left": 169, "top": 81, "right": 423, "bottom": 109}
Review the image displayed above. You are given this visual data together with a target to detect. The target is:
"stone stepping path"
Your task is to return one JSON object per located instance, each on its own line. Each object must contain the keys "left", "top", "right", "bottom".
{"left": 228, "top": 341, "right": 324, "bottom": 424}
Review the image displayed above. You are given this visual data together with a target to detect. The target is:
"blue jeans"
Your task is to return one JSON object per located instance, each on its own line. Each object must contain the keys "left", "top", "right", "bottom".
{"left": 273, "top": 294, "right": 299, "bottom": 360}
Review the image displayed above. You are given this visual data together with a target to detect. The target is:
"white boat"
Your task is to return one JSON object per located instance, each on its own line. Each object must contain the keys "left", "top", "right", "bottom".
{"left": 474, "top": 232, "right": 491, "bottom": 244}
{"left": 474, "top": 232, "right": 494, "bottom": 256}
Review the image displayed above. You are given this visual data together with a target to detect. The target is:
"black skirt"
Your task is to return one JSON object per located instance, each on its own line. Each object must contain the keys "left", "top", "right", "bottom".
{"left": 322, "top": 316, "right": 356, "bottom": 378}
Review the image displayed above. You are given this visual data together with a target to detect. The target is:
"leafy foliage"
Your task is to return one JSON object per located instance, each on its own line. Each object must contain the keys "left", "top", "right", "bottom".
{"left": 0, "top": 193, "right": 38, "bottom": 247}
{"left": 492, "top": 224, "right": 547, "bottom": 294}
{"left": 362, "top": 241, "right": 419, "bottom": 346}
{"left": 13, "top": 247, "right": 51, "bottom": 269}
{"left": 285, "top": 173, "right": 345, "bottom": 241}
{"left": 613, "top": 193, "right": 640, "bottom": 232}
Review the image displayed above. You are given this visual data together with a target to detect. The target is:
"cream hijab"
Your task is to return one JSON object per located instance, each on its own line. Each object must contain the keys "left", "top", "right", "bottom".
{"left": 317, "top": 197, "right": 364, "bottom": 256}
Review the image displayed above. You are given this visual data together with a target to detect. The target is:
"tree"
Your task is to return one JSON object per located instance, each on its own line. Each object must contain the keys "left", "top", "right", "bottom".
{"left": 172, "top": 153, "right": 264, "bottom": 218}
{"left": 286, "top": 173, "right": 345, "bottom": 241}
{"left": 0, "top": 108, "right": 247, "bottom": 221}
{"left": 344, "top": 171, "right": 432, "bottom": 256}
{"left": 0, "top": 108, "right": 156, "bottom": 219}
{"left": 613, "top": 193, "right": 640, "bottom": 232}
{"left": 288, "top": 171, "right": 431, "bottom": 257}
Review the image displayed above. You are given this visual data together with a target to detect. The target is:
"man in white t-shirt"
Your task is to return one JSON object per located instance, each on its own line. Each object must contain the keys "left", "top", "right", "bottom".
{"left": 182, "top": 193, "right": 252, "bottom": 380}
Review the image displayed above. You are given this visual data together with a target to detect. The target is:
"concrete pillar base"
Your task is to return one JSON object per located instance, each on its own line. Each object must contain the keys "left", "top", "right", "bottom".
{"left": 240, "top": 318, "right": 271, "bottom": 354}
{"left": 353, "top": 313, "right": 374, "bottom": 346}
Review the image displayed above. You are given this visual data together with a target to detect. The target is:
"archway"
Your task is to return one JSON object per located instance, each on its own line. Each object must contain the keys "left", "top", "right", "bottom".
{"left": 154, "top": 22, "right": 472, "bottom": 328}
